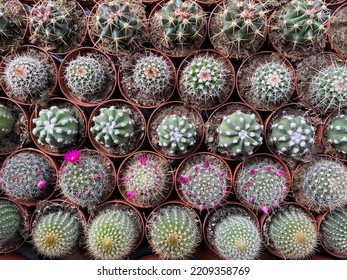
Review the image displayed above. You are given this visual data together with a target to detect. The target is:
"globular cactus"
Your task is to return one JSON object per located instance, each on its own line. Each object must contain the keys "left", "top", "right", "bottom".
{"left": 264, "top": 204, "right": 318, "bottom": 259}
{"left": 86, "top": 206, "right": 143, "bottom": 260}
{"left": 91, "top": 107, "right": 135, "bottom": 148}
{"left": 0, "top": 105, "right": 14, "bottom": 140}
{"left": 32, "top": 106, "right": 79, "bottom": 149}
{"left": 217, "top": 110, "right": 263, "bottom": 156}
{"left": 0, "top": 5, "right": 11, "bottom": 42}
{"left": 325, "top": 114, "right": 347, "bottom": 154}
{"left": 147, "top": 204, "right": 201, "bottom": 259}
{"left": 320, "top": 206, "right": 347, "bottom": 257}
{"left": 270, "top": 115, "right": 315, "bottom": 157}
{"left": 157, "top": 115, "right": 196, "bottom": 154}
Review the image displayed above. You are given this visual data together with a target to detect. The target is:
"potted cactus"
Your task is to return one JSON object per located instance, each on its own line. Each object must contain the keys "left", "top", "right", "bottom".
{"left": 328, "top": 3, "right": 347, "bottom": 59}
{"left": 86, "top": 200, "right": 144, "bottom": 260}
{"left": 0, "top": 148, "right": 57, "bottom": 206}
{"left": 236, "top": 51, "right": 296, "bottom": 111}
{"left": 88, "top": 99, "right": 146, "bottom": 158}
{"left": 88, "top": 0, "right": 148, "bottom": 56}
{"left": 58, "top": 47, "right": 117, "bottom": 107}
{"left": 208, "top": 0, "right": 267, "bottom": 59}
{"left": 117, "top": 151, "right": 174, "bottom": 208}
{"left": 175, "top": 152, "right": 232, "bottom": 212}
{"left": 149, "top": 0, "right": 207, "bottom": 57}
{"left": 146, "top": 201, "right": 202, "bottom": 260}
{"left": 118, "top": 48, "right": 176, "bottom": 108}
{"left": 28, "top": 0, "right": 87, "bottom": 55}
{"left": 0, "top": 45, "right": 57, "bottom": 106}
{"left": 177, "top": 49, "right": 235, "bottom": 110}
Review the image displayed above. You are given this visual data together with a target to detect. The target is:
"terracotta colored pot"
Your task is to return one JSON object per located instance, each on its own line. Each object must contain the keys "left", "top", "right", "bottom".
{"left": 58, "top": 47, "right": 117, "bottom": 107}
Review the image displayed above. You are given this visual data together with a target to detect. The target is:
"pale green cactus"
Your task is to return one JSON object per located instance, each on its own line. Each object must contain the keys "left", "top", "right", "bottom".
{"left": 325, "top": 114, "right": 347, "bottom": 154}
{"left": 0, "top": 105, "right": 14, "bottom": 140}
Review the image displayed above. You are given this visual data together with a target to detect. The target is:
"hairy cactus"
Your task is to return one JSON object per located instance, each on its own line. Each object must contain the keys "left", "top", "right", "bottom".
{"left": 32, "top": 106, "right": 79, "bottom": 149}
{"left": 264, "top": 204, "right": 318, "bottom": 259}
{"left": 157, "top": 115, "right": 196, "bottom": 154}
{"left": 1, "top": 151, "right": 56, "bottom": 202}
{"left": 294, "top": 157, "right": 347, "bottom": 213}
{"left": 325, "top": 114, "right": 347, "bottom": 154}
{"left": 217, "top": 110, "right": 263, "bottom": 156}
{"left": 0, "top": 105, "right": 14, "bottom": 140}
{"left": 91, "top": 107, "right": 135, "bottom": 148}
{"left": 147, "top": 204, "right": 201, "bottom": 259}
{"left": 270, "top": 115, "right": 315, "bottom": 157}
{"left": 320, "top": 206, "right": 347, "bottom": 256}
{"left": 0, "top": 5, "right": 11, "bottom": 42}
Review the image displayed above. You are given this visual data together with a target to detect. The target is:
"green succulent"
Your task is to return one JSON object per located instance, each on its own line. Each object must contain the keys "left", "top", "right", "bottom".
{"left": 325, "top": 114, "right": 347, "bottom": 154}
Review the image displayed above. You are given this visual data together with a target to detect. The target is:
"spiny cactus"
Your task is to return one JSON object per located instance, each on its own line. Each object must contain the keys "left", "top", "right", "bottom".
{"left": 270, "top": 115, "right": 315, "bottom": 157}
{"left": 91, "top": 107, "right": 135, "bottom": 148}
{"left": 264, "top": 204, "right": 318, "bottom": 259}
{"left": 1, "top": 151, "right": 56, "bottom": 202}
{"left": 147, "top": 204, "right": 201, "bottom": 259}
{"left": 157, "top": 115, "right": 196, "bottom": 154}
{"left": 320, "top": 206, "right": 347, "bottom": 256}
{"left": 217, "top": 110, "right": 263, "bottom": 156}
{"left": 32, "top": 106, "right": 79, "bottom": 149}
{"left": 0, "top": 105, "right": 14, "bottom": 140}
{"left": 325, "top": 114, "right": 347, "bottom": 154}
{"left": 0, "top": 5, "right": 11, "bottom": 42}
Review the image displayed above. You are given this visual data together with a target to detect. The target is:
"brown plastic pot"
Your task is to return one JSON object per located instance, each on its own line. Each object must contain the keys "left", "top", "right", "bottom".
{"left": 88, "top": 99, "right": 146, "bottom": 158}
{"left": 58, "top": 47, "right": 117, "bottom": 107}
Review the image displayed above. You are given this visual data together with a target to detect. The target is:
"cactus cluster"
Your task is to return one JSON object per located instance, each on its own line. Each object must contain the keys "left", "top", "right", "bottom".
{"left": 0, "top": 105, "right": 14, "bottom": 140}
{"left": 32, "top": 106, "right": 79, "bottom": 149}
{"left": 270, "top": 115, "right": 315, "bottom": 157}
{"left": 91, "top": 106, "right": 135, "bottom": 149}
{"left": 217, "top": 110, "right": 263, "bottom": 156}
{"left": 147, "top": 204, "right": 201, "bottom": 260}
{"left": 264, "top": 204, "right": 318, "bottom": 259}
{"left": 325, "top": 114, "right": 347, "bottom": 154}
{"left": 157, "top": 115, "right": 196, "bottom": 155}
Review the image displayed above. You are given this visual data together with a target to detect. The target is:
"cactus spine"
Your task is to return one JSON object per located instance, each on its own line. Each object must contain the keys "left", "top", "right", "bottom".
{"left": 0, "top": 105, "right": 14, "bottom": 140}
{"left": 325, "top": 114, "right": 347, "bottom": 154}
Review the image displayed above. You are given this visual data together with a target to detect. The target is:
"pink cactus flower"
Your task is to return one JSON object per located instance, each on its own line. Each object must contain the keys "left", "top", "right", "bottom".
{"left": 185, "top": 190, "right": 191, "bottom": 196}
{"left": 242, "top": 185, "right": 248, "bottom": 191}
{"left": 85, "top": 189, "right": 91, "bottom": 195}
{"left": 194, "top": 167, "right": 199, "bottom": 172}
{"left": 261, "top": 205, "right": 269, "bottom": 215}
{"left": 64, "top": 150, "right": 81, "bottom": 163}
{"left": 265, "top": 166, "right": 272, "bottom": 172}
{"left": 198, "top": 204, "right": 204, "bottom": 212}
{"left": 179, "top": 176, "right": 189, "bottom": 184}
{"left": 276, "top": 169, "right": 284, "bottom": 176}
{"left": 250, "top": 169, "right": 256, "bottom": 176}
{"left": 219, "top": 172, "right": 225, "bottom": 177}
{"left": 223, "top": 189, "right": 229, "bottom": 195}
{"left": 204, "top": 160, "right": 209, "bottom": 168}
{"left": 247, "top": 195, "right": 253, "bottom": 202}
{"left": 37, "top": 180, "right": 46, "bottom": 189}
{"left": 122, "top": 176, "right": 129, "bottom": 181}
{"left": 127, "top": 190, "right": 135, "bottom": 200}
{"left": 93, "top": 174, "right": 100, "bottom": 180}
{"left": 75, "top": 192, "right": 80, "bottom": 197}
{"left": 139, "top": 156, "right": 148, "bottom": 165}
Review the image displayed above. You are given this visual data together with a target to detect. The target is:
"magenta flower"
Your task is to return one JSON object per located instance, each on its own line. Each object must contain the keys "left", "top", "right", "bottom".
{"left": 75, "top": 192, "right": 80, "bottom": 197}
{"left": 265, "top": 166, "right": 271, "bottom": 172}
{"left": 64, "top": 150, "right": 81, "bottom": 163}
{"left": 139, "top": 156, "right": 148, "bottom": 165}
{"left": 276, "top": 169, "right": 284, "bottom": 176}
{"left": 179, "top": 176, "right": 189, "bottom": 184}
{"left": 122, "top": 176, "right": 129, "bottom": 181}
{"left": 194, "top": 167, "right": 199, "bottom": 172}
{"left": 261, "top": 205, "right": 269, "bottom": 215}
{"left": 93, "top": 174, "right": 100, "bottom": 180}
{"left": 250, "top": 169, "right": 256, "bottom": 176}
{"left": 185, "top": 190, "right": 191, "bottom": 196}
{"left": 223, "top": 189, "right": 229, "bottom": 195}
{"left": 204, "top": 160, "right": 209, "bottom": 168}
{"left": 37, "top": 180, "right": 46, "bottom": 189}
{"left": 242, "top": 185, "right": 248, "bottom": 191}
{"left": 127, "top": 190, "right": 135, "bottom": 200}
{"left": 219, "top": 172, "right": 225, "bottom": 177}
{"left": 85, "top": 189, "right": 91, "bottom": 195}
{"left": 198, "top": 204, "right": 204, "bottom": 212}
{"left": 246, "top": 180, "right": 252, "bottom": 186}
{"left": 247, "top": 195, "right": 253, "bottom": 202}
{"left": 209, "top": 167, "right": 215, "bottom": 173}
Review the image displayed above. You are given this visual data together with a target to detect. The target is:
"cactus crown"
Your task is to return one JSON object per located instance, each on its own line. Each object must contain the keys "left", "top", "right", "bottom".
{"left": 0, "top": 104, "right": 14, "bottom": 140}
{"left": 91, "top": 106, "right": 135, "bottom": 148}
{"left": 325, "top": 114, "right": 347, "bottom": 154}
{"left": 160, "top": 0, "right": 204, "bottom": 45}
{"left": 270, "top": 115, "right": 315, "bottom": 157}
{"left": 32, "top": 106, "right": 79, "bottom": 149}
{"left": 217, "top": 110, "right": 263, "bottom": 156}
{"left": 147, "top": 204, "right": 201, "bottom": 259}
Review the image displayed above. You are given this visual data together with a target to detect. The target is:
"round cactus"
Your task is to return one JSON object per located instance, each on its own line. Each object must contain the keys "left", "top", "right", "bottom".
{"left": 32, "top": 106, "right": 79, "bottom": 149}
{"left": 0, "top": 104, "right": 14, "bottom": 140}
{"left": 217, "top": 110, "right": 263, "bottom": 156}
{"left": 325, "top": 114, "right": 347, "bottom": 154}
{"left": 270, "top": 115, "right": 315, "bottom": 157}
{"left": 147, "top": 204, "right": 201, "bottom": 260}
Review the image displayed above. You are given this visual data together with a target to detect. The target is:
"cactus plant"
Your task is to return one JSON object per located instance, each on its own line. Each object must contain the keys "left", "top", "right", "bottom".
{"left": 32, "top": 106, "right": 79, "bottom": 149}
{"left": 0, "top": 105, "right": 14, "bottom": 140}
{"left": 325, "top": 114, "right": 347, "bottom": 154}
{"left": 146, "top": 203, "right": 201, "bottom": 260}
{"left": 217, "top": 110, "right": 263, "bottom": 156}
{"left": 0, "top": 5, "right": 11, "bottom": 42}
{"left": 270, "top": 115, "right": 315, "bottom": 157}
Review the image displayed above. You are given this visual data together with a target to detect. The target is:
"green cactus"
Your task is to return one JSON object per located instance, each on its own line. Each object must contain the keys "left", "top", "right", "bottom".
{"left": 325, "top": 114, "right": 347, "bottom": 154}
{"left": 270, "top": 115, "right": 315, "bottom": 157}
{"left": 157, "top": 115, "right": 196, "bottom": 154}
{"left": 0, "top": 200, "right": 23, "bottom": 247}
{"left": 217, "top": 110, "right": 263, "bottom": 156}
{"left": 0, "top": 105, "right": 14, "bottom": 140}
{"left": 91, "top": 107, "right": 135, "bottom": 148}
{"left": 32, "top": 106, "right": 79, "bottom": 149}
{"left": 147, "top": 204, "right": 201, "bottom": 260}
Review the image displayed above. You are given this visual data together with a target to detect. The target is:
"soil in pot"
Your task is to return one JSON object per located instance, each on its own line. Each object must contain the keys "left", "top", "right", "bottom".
{"left": 328, "top": 4, "right": 347, "bottom": 59}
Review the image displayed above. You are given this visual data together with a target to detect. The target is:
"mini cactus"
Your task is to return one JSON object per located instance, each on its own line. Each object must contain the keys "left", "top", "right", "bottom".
{"left": 217, "top": 110, "right": 263, "bottom": 156}
{"left": 157, "top": 115, "right": 196, "bottom": 154}
{"left": 32, "top": 106, "right": 79, "bottom": 149}
{"left": 264, "top": 204, "right": 318, "bottom": 259}
{"left": 0, "top": 105, "right": 14, "bottom": 140}
{"left": 91, "top": 106, "right": 135, "bottom": 148}
{"left": 270, "top": 115, "right": 315, "bottom": 157}
{"left": 147, "top": 204, "right": 201, "bottom": 259}
{"left": 325, "top": 114, "right": 347, "bottom": 154}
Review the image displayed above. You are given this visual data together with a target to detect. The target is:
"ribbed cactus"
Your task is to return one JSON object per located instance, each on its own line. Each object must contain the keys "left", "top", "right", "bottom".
{"left": 157, "top": 115, "right": 196, "bottom": 154}
{"left": 325, "top": 114, "right": 347, "bottom": 154}
{"left": 270, "top": 115, "right": 315, "bottom": 157}
{"left": 91, "top": 107, "right": 135, "bottom": 148}
{"left": 0, "top": 105, "right": 14, "bottom": 140}
{"left": 32, "top": 106, "right": 79, "bottom": 149}
{"left": 320, "top": 206, "right": 347, "bottom": 256}
{"left": 217, "top": 110, "right": 263, "bottom": 156}
{"left": 147, "top": 204, "right": 201, "bottom": 259}
{"left": 264, "top": 205, "right": 318, "bottom": 259}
